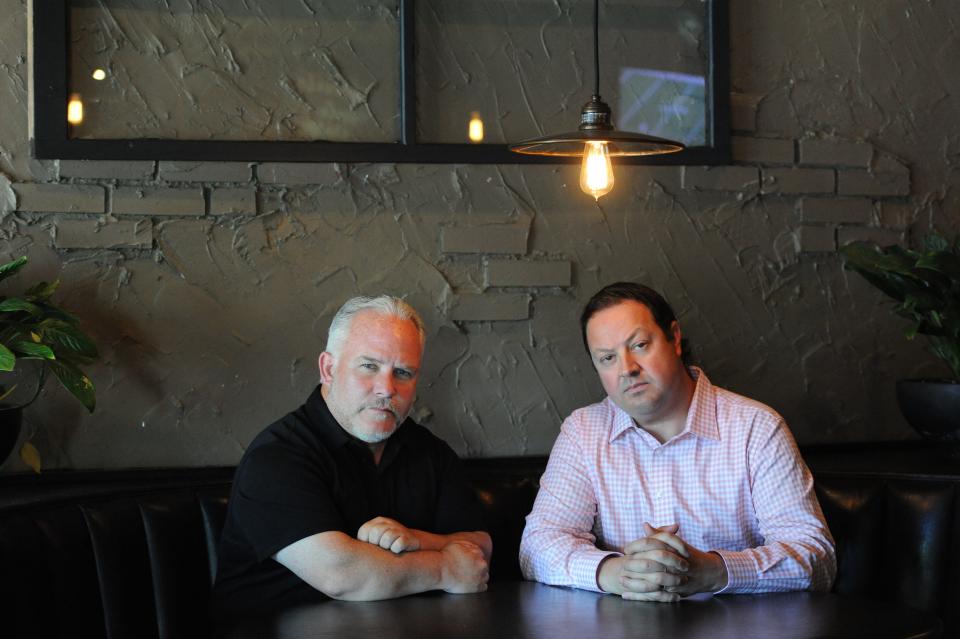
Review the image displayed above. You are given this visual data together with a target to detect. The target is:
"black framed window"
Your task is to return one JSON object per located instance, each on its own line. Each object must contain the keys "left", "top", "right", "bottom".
{"left": 32, "top": 0, "right": 728, "bottom": 164}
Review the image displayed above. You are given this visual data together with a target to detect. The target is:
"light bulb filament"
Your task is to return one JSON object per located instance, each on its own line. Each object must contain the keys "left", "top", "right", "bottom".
{"left": 580, "top": 141, "right": 614, "bottom": 200}
{"left": 468, "top": 112, "right": 484, "bottom": 143}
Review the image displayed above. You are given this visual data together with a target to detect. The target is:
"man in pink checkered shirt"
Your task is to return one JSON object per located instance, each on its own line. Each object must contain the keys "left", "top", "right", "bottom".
{"left": 520, "top": 282, "right": 836, "bottom": 601}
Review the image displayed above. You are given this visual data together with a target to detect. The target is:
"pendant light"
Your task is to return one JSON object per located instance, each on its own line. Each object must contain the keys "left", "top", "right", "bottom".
{"left": 509, "top": 0, "right": 685, "bottom": 200}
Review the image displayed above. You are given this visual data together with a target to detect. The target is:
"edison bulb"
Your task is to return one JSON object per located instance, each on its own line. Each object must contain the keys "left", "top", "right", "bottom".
{"left": 580, "top": 141, "right": 614, "bottom": 200}
{"left": 468, "top": 112, "right": 484, "bottom": 143}
{"left": 67, "top": 93, "right": 84, "bottom": 125}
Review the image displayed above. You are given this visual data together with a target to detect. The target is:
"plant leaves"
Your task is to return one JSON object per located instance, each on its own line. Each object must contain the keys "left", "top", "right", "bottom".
{"left": 924, "top": 234, "right": 950, "bottom": 253}
{"left": 20, "top": 441, "right": 41, "bottom": 474}
{"left": 37, "top": 320, "right": 98, "bottom": 361}
{"left": 0, "top": 256, "right": 28, "bottom": 283}
{"left": 23, "top": 279, "right": 60, "bottom": 303}
{"left": 916, "top": 253, "right": 960, "bottom": 281}
{"left": 0, "top": 297, "right": 42, "bottom": 315}
{"left": 0, "top": 343, "right": 13, "bottom": 371}
{"left": 48, "top": 360, "right": 96, "bottom": 412}
{"left": 11, "top": 341, "right": 55, "bottom": 360}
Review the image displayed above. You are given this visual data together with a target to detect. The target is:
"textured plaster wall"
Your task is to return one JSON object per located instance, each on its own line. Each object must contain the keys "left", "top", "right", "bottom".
{"left": 1, "top": 0, "right": 959, "bottom": 471}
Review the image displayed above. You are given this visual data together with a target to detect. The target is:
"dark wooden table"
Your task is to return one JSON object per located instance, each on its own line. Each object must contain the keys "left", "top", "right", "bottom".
{"left": 223, "top": 581, "right": 942, "bottom": 639}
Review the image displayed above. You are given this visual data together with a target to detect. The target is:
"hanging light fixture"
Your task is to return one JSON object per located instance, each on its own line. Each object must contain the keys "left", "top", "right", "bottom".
{"left": 510, "top": 0, "right": 685, "bottom": 200}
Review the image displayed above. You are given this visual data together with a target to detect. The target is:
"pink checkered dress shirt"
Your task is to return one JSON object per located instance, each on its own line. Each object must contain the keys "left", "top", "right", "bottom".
{"left": 520, "top": 368, "right": 836, "bottom": 594}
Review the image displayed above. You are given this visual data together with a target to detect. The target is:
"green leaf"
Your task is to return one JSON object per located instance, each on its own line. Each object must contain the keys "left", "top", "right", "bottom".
{"left": 916, "top": 253, "right": 960, "bottom": 281}
{"left": 20, "top": 441, "right": 42, "bottom": 474}
{"left": 0, "top": 384, "right": 17, "bottom": 403}
{"left": 38, "top": 320, "right": 98, "bottom": 361}
{"left": 23, "top": 279, "right": 60, "bottom": 303}
{"left": 35, "top": 304, "right": 81, "bottom": 326}
{"left": 48, "top": 360, "right": 96, "bottom": 412}
{"left": 0, "top": 343, "right": 13, "bottom": 371}
{"left": 0, "top": 256, "right": 28, "bottom": 283}
{"left": 11, "top": 341, "right": 55, "bottom": 359}
{"left": 924, "top": 234, "right": 950, "bottom": 253}
{"left": 0, "top": 298, "right": 42, "bottom": 315}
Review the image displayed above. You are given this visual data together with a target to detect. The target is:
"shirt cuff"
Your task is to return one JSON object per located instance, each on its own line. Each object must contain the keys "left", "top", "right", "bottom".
{"left": 570, "top": 549, "right": 622, "bottom": 593}
{"left": 712, "top": 549, "right": 758, "bottom": 593}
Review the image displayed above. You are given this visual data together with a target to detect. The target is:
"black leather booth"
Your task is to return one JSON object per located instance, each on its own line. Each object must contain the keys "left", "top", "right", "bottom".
{"left": 0, "top": 443, "right": 957, "bottom": 638}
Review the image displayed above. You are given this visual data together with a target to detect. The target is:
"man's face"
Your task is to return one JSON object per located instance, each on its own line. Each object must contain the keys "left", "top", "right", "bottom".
{"left": 585, "top": 300, "right": 688, "bottom": 424}
{"left": 319, "top": 311, "right": 423, "bottom": 444}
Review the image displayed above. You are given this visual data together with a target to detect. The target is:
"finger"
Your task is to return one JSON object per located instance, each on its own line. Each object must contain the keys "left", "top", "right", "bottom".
{"left": 624, "top": 537, "right": 679, "bottom": 555}
{"left": 357, "top": 522, "right": 374, "bottom": 543}
{"left": 389, "top": 535, "right": 409, "bottom": 554}
{"left": 622, "top": 589, "right": 680, "bottom": 603}
{"left": 622, "top": 556, "right": 671, "bottom": 574}
{"left": 646, "top": 531, "right": 688, "bottom": 557}
{"left": 379, "top": 529, "right": 400, "bottom": 551}
{"left": 623, "top": 570, "right": 686, "bottom": 588}
{"left": 620, "top": 575, "right": 664, "bottom": 593}
{"left": 625, "top": 551, "right": 689, "bottom": 573}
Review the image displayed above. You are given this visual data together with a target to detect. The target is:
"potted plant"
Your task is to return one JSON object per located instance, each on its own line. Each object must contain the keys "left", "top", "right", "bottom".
{"left": 839, "top": 234, "right": 960, "bottom": 445}
{"left": 1, "top": 256, "right": 98, "bottom": 470}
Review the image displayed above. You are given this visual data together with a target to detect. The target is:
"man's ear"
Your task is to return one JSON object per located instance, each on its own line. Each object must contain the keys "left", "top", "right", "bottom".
{"left": 319, "top": 352, "right": 335, "bottom": 384}
{"left": 670, "top": 321, "right": 683, "bottom": 357}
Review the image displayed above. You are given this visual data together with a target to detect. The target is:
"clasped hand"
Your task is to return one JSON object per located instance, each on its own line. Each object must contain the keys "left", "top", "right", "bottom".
{"left": 357, "top": 516, "right": 421, "bottom": 554}
{"left": 600, "top": 523, "right": 727, "bottom": 602}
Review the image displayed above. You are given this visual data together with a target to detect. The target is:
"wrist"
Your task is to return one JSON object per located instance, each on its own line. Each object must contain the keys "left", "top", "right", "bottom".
{"left": 597, "top": 554, "right": 625, "bottom": 594}
{"left": 708, "top": 551, "right": 729, "bottom": 592}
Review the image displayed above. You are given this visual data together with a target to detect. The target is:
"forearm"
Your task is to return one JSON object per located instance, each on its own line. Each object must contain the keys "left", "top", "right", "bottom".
{"left": 413, "top": 529, "right": 492, "bottom": 560}
{"left": 519, "top": 524, "right": 617, "bottom": 592}
{"left": 275, "top": 532, "right": 447, "bottom": 601}
{"left": 714, "top": 538, "right": 836, "bottom": 594}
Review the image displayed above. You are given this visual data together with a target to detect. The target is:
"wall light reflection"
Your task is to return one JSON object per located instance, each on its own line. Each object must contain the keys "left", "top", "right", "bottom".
{"left": 67, "top": 93, "right": 84, "bottom": 125}
{"left": 92, "top": 69, "right": 106, "bottom": 81}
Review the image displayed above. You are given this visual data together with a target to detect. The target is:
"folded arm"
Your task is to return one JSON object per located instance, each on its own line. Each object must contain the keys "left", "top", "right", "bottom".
{"left": 357, "top": 515, "right": 492, "bottom": 560}
{"left": 274, "top": 530, "right": 489, "bottom": 601}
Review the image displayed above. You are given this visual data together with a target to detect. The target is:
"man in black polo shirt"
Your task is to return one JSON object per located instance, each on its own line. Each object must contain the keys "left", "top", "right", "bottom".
{"left": 213, "top": 295, "right": 491, "bottom": 619}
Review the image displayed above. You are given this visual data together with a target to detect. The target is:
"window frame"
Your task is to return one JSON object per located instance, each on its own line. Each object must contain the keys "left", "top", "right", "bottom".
{"left": 31, "top": 0, "right": 729, "bottom": 165}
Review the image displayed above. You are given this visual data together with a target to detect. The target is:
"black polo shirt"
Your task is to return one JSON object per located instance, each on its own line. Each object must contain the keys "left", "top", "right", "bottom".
{"left": 212, "top": 386, "right": 485, "bottom": 618}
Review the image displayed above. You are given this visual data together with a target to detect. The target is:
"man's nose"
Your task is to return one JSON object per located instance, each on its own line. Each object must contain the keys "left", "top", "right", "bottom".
{"left": 619, "top": 353, "right": 641, "bottom": 377}
{"left": 373, "top": 372, "right": 396, "bottom": 397}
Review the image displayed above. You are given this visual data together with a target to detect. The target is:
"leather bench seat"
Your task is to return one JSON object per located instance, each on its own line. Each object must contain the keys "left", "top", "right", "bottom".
{"left": 1, "top": 447, "right": 957, "bottom": 638}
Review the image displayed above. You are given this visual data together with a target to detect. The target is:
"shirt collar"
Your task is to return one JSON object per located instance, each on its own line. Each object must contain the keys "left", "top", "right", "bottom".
{"left": 607, "top": 366, "right": 720, "bottom": 443}
{"left": 683, "top": 367, "right": 720, "bottom": 441}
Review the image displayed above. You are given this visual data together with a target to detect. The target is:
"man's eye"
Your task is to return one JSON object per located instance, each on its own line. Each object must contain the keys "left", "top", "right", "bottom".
{"left": 394, "top": 369, "right": 413, "bottom": 380}
{"left": 598, "top": 355, "right": 614, "bottom": 365}
{"left": 632, "top": 342, "right": 648, "bottom": 351}
{"left": 361, "top": 363, "right": 378, "bottom": 371}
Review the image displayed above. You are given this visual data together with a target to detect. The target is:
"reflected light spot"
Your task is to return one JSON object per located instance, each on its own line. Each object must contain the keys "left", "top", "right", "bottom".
{"left": 468, "top": 112, "right": 484, "bottom": 143}
{"left": 92, "top": 69, "right": 106, "bottom": 81}
{"left": 67, "top": 93, "right": 84, "bottom": 125}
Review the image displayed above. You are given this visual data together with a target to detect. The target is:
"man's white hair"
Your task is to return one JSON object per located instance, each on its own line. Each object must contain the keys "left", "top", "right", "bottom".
{"left": 325, "top": 295, "right": 426, "bottom": 356}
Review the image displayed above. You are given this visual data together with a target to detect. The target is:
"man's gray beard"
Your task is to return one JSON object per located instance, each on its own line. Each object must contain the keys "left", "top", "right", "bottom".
{"left": 353, "top": 427, "right": 395, "bottom": 444}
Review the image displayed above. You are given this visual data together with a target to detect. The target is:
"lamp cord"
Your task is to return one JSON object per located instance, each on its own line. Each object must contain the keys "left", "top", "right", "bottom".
{"left": 593, "top": 0, "right": 600, "bottom": 98}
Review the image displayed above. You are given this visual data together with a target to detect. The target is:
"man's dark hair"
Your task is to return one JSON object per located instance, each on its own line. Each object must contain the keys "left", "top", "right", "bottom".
{"left": 580, "top": 282, "right": 688, "bottom": 362}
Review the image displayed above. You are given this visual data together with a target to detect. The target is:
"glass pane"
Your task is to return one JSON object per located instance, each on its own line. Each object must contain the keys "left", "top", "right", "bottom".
{"left": 416, "top": 0, "right": 710, "bottom": 147}
{"left": 68, "top": 0, "right": 400, "bottom": 142}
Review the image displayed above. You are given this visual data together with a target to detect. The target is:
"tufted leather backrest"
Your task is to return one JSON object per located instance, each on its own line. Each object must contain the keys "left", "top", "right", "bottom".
{"left": 815, "top": 474, "right": 960, "bottom": 637}
{"left": 2, "top": 461, "right": 959, "bottom": 638}
{"left": 0, "top": 480, "right": 231, "bottom": 639}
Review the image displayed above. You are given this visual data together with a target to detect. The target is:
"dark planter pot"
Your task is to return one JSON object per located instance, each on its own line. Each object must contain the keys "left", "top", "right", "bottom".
{"left": 896, "top": 379, "right": 960, "bottom": 447}
{"left": 0, "top": 405, "right": 23, "bottom": 465}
